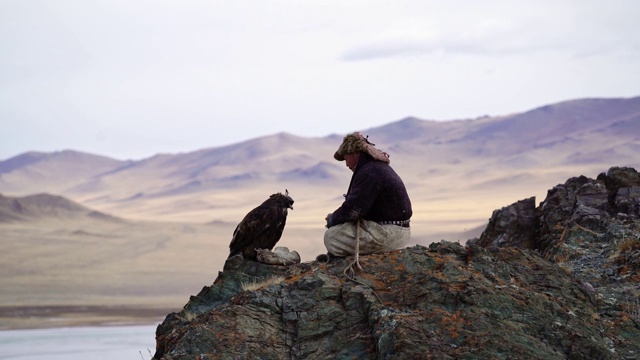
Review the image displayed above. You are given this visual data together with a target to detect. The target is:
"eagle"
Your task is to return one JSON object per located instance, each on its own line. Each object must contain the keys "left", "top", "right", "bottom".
{"left": 228, "top": 190, "right": 294, "bottom": 260}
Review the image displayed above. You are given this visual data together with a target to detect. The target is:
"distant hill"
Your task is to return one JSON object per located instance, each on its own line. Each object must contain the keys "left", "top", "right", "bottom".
{"left": 0, "top": 150, "right": 131, "bottom": 196}
{"left": 363, "top": 96, "right": 640, "bottom": 159}
{"left": 0, "top": 193, "right": 121, "bottom": 223}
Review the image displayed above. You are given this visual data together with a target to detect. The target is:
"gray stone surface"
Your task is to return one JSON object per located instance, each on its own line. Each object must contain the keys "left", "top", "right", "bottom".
{"left": 153, "top": 167, "right": 640, "bottom": 360}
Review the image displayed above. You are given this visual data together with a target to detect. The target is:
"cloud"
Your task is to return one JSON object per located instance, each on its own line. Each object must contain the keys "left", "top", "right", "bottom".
{"left": 339, "top": 33, "right": 553, "bottom": 62}
{"left": 339, "top": 1, "right": 640, "bottom": 62}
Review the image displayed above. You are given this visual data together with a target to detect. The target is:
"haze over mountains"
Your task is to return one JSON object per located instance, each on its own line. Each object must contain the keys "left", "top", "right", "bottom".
{"left": 2, "top": 96, "right": 638, "bottom": 231}
{"left": 1, "top": 96, "right": 639, "bottom": 327}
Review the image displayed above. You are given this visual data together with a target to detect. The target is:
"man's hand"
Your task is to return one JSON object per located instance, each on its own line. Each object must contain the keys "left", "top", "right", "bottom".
{"left": 325, "top": 213, "right": 333, "bottom": 228}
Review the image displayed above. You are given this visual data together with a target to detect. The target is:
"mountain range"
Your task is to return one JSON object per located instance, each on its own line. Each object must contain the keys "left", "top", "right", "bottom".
{"left": 1, "top": 96, "right": 639, "bottom": 235}
{"left": 0, "top": 95, "right": 639, "bottom": 327}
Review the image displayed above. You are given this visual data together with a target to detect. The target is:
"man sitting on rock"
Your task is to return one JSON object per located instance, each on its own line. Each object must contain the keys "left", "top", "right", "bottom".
{"left": 317, "top": 132, "right": 412, "bottom": 262}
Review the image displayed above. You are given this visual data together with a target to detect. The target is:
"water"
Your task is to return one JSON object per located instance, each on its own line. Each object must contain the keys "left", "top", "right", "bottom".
{"left": 0, "top": 325, "right": 158, "bottom": 360}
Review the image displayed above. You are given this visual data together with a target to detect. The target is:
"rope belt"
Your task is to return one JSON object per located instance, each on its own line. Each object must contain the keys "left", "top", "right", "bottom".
{"left": 378, "top": 219, "right": 410, "bottom": 228}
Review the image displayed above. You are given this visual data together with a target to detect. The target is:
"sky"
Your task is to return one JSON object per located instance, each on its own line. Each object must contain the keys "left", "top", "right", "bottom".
{"left": 1, "top": 0, "right": 639, "bottom": 161}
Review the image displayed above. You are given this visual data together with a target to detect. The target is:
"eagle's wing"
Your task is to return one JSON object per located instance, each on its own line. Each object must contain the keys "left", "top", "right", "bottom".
{"left": 259, "top": 205, "right": 288, "bottom": 250}
{"left": 228, "top": 205, "right": 288, "bottom": 259}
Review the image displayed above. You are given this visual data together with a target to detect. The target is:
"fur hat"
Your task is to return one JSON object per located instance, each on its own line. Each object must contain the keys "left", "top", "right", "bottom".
{"left": 334, "top": 132, "right": 390, "bottom": 164}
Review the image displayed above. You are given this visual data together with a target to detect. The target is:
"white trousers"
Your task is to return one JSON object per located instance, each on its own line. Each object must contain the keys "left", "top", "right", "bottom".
{"left": 323, "top": 220, "right": 410, "bottom": 257}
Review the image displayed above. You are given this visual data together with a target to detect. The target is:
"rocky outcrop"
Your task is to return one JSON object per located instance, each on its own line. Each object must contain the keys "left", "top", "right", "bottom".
{"left": 475, "top": 196, "right": 537, "bottom": 250}
{"left": 473, "top": 167, "right": 640, "bottom": 254}
{"left": 537, "top": 167, "right": 638, "bottom": 255}
{"left": 153, "top": 167, "right": 640, "bottom": 359}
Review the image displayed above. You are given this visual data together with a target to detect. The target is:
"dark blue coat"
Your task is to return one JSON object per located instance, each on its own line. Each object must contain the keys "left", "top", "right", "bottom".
{"left": 328, "top": 153, "right": 412, "bottom": 227}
